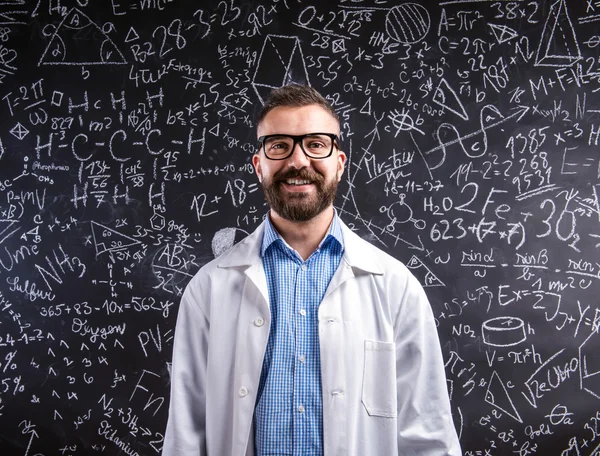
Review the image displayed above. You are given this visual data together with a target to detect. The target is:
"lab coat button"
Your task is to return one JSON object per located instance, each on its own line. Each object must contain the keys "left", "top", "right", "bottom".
{"left": 239, "top": 387, "right": 248, "bottom": 397}
{"left": 254, "top": 317, "right": 265, "bottom": 327}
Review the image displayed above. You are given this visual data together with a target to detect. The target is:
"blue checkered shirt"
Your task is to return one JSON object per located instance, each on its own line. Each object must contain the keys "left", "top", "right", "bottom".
{"left": 253, "top": 212, "right": 345, "bottom": 456}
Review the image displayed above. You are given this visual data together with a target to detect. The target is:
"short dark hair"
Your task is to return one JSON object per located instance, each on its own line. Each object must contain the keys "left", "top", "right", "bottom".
{"left": 256, "top": 84, "right": 340, "bottom": 127}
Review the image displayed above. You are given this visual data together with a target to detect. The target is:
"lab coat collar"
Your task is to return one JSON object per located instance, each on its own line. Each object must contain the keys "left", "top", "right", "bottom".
{"left": 217, "top": 219, "right": 384, "bottom": 276}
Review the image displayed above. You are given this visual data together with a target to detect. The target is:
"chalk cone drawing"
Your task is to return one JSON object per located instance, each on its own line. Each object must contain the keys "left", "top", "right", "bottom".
{"left": 579, "top": 327, "right": 600, "bottom": 399}
{"left": 488, "top": 23, "right": 519, "bottom": 44}
{"left": 482, "top": 316, "right": 527, "bottom": 347}
{"left": 406, "top": 255, "right": 445, "bottom": 287}
{"left": 485, "top": 371, "right": 523, "bottom": 423}
{"left": 535, "top": 0, "right": 581, "bottom": 67}
{"left": 252, "top": 35, "right": 310, "bottom": 104}
{"left": 39, "top": 8, "right": 127, "bottom": 66}
{"left": 90, "top": 221, "right": 142, "bottom": 256}
{"left": 432, "top": 78, "right": 469, "bottom": 121}
{"left": 385, "top": 3, "right": 430, "bottom": 44}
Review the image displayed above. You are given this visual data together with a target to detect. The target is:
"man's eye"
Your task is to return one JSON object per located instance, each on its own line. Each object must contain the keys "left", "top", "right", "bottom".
{"left": 307, "top": 142, "right": 325, "bottom": 148}
{"left": 271, "top": 143, "right": 287, "bottom": 149}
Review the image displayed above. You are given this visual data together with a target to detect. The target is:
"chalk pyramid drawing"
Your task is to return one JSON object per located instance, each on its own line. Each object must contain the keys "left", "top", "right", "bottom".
{"left": 252, "top": 35, "right": 310, "bottom": 104}
{"left": 39, "top": 8, "right": 127, "bottom": 66}
{"left": 432, "top": 78, "right": 469, "bottom": 121}
{"left": 488, "top": 23, "right": 518, "bottom": 44}
{"left": 90, "top": 221, "right": 141, "bottom": 256}
{"left": 406, "top": 255, "right": 445, "bottom": 287}
{"left": 485, "top": 371, "right": 523, "bottom": 423}
{"left": 534, "top": 0, "right": 581, "bottom": 67}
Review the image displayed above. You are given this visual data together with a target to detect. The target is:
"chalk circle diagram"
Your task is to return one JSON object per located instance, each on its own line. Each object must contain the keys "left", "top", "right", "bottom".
{"left": 385, "top": 3, "right": 430, "bottom": 44}
{"left": 482, "top": 316, "right": 527, "bottom": 347}
{"left": 211, "top": 227, "right": 249, "bottom": 258}
{"left": 38, "top": 7, "right": 126, "bottom": 66}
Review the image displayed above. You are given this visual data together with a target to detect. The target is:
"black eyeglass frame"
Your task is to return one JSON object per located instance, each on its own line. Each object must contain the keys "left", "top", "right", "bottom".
{"left": 257, "top": 133, "right": 340, "bottom": 160}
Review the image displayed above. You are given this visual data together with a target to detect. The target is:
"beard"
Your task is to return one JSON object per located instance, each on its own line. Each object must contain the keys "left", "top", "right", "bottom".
{"left": 261, "top": 168, "right": 339, "bottom": 222}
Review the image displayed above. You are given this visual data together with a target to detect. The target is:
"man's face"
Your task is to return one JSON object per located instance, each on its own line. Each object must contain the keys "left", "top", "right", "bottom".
{"left": 252, "top": 104, "right": 346, "bottom": 222}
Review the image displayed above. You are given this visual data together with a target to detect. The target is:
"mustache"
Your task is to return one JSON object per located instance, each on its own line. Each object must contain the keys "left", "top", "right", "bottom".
{"left": 273, "top": 168, "right": 323, "bottom": 183}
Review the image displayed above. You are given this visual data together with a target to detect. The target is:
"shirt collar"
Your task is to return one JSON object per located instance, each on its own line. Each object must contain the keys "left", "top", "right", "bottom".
{"left": 217, "top": 216, "right": 383, "bottom": 275}
{"left": 260, "top": 209, "right": 345, "bottom": 258}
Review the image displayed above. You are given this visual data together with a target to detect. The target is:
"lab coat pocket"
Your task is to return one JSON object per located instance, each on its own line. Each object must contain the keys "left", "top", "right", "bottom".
{"left": 361, "top": 340, "right": 397, "bottom": 418}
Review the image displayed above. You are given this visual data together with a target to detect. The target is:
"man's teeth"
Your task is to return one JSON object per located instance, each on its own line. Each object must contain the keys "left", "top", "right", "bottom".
{"left": 285, "top": 179, "right": 311, "bottom": 185}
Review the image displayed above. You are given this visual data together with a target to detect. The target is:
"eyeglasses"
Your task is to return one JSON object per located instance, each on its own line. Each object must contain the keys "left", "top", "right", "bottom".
{"left": 257, "top": 133, "right": 339, "bottom": 160}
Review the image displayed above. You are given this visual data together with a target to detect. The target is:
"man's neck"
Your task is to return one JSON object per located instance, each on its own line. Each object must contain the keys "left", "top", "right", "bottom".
{"left": 269, "top": 207, "right": 335, "bottom": 261}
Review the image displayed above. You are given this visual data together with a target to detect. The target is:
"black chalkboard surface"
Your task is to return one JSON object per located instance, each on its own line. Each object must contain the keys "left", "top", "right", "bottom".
{"left": 1, "top": 0, "right": 600, "bottom": 454}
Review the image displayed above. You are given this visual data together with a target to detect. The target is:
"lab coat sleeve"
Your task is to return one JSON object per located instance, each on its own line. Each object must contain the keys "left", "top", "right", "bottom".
{"left": 394, "top": 273, "right": 462, "bottom": 456}
{"left": 162, "top": 281, "right": 209, "bottom": 456}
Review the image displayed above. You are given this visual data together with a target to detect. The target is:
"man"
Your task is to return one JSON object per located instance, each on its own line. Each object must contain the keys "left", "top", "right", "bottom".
{"left": 163, "top": 85, "right": 461, "bottom": 455}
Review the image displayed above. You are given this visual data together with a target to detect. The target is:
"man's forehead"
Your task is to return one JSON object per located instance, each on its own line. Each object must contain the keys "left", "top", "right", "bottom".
{"left": 257, "top": 105, "right": 339, "bottom": 136}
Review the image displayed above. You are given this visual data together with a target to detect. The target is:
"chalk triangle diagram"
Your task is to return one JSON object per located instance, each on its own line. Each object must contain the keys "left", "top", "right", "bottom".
{"left": 90, "top": 221, "right": 142, "bottom": 256}
{"left": 252, "top": 35, "right": 310, "bottom": 104}
{"left": 39, "top": 8, "right": 127, "bottom": 66}
{"left": 485, "top": 371, "right": 523, "bottom": 423}
{"left": 432, "top": 78, "right": 469, "bottom": 121}
{"left": 0, "top": 219, "right": 19, "bottom": 245}
{"left": 406, "top": 255, "right": 445, "bottom": 287}
{"left": 124, "top": 26, "right": 140, "bottom": 43}
{"left": 579, "top": 328, "right": 600, "bottom": 399}
{"left": 534, "top": 0, "right": 581, "bottom": 67}
{"left": 488, "top": 23, "right": 518, "bottom": 44}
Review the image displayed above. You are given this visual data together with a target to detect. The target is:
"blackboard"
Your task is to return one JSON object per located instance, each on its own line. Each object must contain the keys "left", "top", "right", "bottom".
{"left": 1, "top": 0, "right": 600, "bottom": 454}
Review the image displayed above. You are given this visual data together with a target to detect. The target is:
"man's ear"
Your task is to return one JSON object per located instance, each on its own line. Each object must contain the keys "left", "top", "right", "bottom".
{"left": 252, "top": 154, "right": 262, "bottom": 182}
{"left": 336, "top": 150, "right": 347, "bottom": 182}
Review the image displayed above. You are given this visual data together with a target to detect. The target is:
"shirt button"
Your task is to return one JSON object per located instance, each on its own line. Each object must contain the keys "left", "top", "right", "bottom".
{"left": 301, "top": 264, "right": 307, "bottom": 271}
{"left": 298, "top": 405, "right": 305, "bottom": 413}
{"left": 299, "top": 309, "right": 307, "bottom": 316}
{"left": 299, "top": 355, "right": 306, "bottom": 363}
{"left": 254, "top": 317, "right": 264, "bottom": 327}
{"left": 239, "top": 387, "right": 248, "bottom": 397}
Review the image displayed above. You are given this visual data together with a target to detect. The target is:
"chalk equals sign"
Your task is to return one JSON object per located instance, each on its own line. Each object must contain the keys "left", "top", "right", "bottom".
{"left": 248, "top": 183, "right": 259, "bottom": 193}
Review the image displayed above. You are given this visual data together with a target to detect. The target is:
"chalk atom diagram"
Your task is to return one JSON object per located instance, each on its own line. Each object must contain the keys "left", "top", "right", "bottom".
{"left": 534, "top": 0, "right": 581, "bottom": 67}
{"left": 38, "top": 8, "right": 127, "bottom": 66}
{"left": 252, "top": 35, "right": 310, "bottom": 104}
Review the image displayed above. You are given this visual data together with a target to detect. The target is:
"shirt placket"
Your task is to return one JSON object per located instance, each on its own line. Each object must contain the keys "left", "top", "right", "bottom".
{"left": 293, "top": 258, "right": 311, "bottom": 455}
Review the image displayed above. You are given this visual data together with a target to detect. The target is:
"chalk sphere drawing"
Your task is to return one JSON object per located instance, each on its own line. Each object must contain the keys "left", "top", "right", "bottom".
{"left": 385, "top": 3, "right": 430, "bottom": 44}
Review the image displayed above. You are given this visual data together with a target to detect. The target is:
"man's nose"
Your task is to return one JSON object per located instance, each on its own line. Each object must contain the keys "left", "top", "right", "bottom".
{"left": 287, "top": 140, "right": 310, "bottom": 167}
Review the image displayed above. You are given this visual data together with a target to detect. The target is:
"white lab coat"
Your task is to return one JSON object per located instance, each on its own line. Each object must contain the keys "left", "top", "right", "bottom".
{"left": 163, "top": 219, "right": 462, "bottom": 456}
